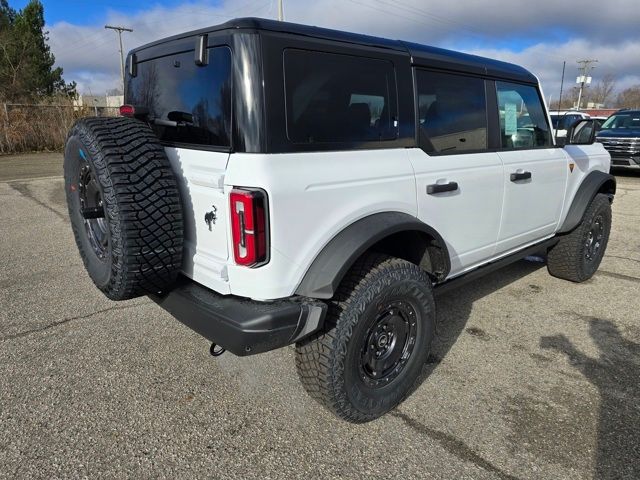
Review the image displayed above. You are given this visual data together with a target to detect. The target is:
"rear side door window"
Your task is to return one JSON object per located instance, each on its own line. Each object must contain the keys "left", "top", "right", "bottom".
{"left": 283, "top": 49, "right": 398, "bottom": 144}
{"left": 415, "top": 70, "right": 488, "bottom": 154}
{"left": 496, "top": 81, "right": 551, "bottom": 149}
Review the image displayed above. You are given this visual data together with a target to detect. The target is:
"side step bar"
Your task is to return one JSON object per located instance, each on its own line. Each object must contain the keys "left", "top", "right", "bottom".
{"left": 433, "top": 238, "right": 559, "bottom": 295}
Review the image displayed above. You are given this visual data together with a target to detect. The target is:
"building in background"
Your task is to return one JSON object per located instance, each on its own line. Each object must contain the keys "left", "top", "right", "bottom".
{"left": 73, "top": 94, "right": 123, "bottom": 115}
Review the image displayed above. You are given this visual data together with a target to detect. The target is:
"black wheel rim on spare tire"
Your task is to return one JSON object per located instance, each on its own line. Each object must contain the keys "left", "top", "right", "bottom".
{"left": 359, "top": 299, "right": 418, "bottom": 388}
{"left": 77, "top": 158, "right": 108, "bottom": 261}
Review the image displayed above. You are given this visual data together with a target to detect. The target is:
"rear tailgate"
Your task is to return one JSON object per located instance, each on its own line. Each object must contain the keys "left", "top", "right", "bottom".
{"left": 165, "top": 148, "right": 231, "bottom": 294}
{"left": 125, "top": 40, "right": 234, "bottom": 293}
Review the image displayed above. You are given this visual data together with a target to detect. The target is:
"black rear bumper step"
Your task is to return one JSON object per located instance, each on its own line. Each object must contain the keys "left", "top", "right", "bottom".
{"left": 150, "top": 279, "right": 327, "bottom": 356}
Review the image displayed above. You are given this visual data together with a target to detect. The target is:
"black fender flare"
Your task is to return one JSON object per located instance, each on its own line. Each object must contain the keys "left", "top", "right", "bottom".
{"left": 559, "top": 170, "right": 616, "bottom": 233}
{"left": 295, "top": 212, "right": 450, "bottom": 299}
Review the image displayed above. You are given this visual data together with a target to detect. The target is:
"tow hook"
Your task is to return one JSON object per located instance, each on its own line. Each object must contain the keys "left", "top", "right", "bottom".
{"left": 210, "top": 343, "right": 226, "bottom": 357}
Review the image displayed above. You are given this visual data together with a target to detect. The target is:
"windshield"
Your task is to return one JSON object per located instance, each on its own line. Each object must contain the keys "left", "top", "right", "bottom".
{"left": 600, "top": 113, "right": 640, "bottom": 130}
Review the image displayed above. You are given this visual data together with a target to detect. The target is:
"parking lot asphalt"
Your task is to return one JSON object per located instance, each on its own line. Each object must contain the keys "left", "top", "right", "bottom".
{"left": 0, "top": 152, "right": 638, "bottom": 479}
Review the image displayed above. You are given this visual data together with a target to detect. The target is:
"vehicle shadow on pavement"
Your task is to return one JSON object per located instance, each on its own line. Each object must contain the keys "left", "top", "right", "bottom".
{"left": 389, "top": 260, "right": 544, "bottom": 480}
{"left": 426, "top": 260, "right": 544, "bottom": 375}
{"left": 541, "top": 319, "right": 640, "bottom": 480}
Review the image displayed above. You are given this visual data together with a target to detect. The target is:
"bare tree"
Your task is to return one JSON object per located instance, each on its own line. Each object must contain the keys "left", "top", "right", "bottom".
{"left": 549, "top": 86, "right": 580, "bottom": 110}
{"left": 586, "top": 74, "right": 616, "bottom": 107}
{"left": 616, "top": 85, "right": 640, "bottom": 109}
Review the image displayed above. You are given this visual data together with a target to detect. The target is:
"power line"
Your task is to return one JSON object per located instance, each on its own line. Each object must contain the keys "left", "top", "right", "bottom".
{"left": 105, "top": 25, "right": 133, "bottom": 94}
{"left": 346, "top": 0, "right": 572, "bottom": 65}
{"left": 373, "top": 0, "right": 488, "bottom": 38}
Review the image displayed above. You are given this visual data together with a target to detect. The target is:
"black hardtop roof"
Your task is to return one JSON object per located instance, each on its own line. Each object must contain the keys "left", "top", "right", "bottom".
{"left": 132, "top": 17, "right": 537, "bottom": 84}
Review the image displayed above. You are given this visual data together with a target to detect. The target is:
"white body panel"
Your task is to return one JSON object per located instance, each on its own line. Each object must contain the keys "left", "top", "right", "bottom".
{"left": 224, "top": 150, "right": 416, "bottom": 300}
{"left": 496, "top": 148, "right": 567, "bottom": 253}
{"left": 407, "top": 149, "right": 504, "bottom": 276}
{"left": 165, "top": 147, "right": 231, "bottom": 294}
{"left": 168, "top": 141, "right": 610, "bottom": 301}
{"left": 558, "top": 143, "right": 612, "bottom": 226}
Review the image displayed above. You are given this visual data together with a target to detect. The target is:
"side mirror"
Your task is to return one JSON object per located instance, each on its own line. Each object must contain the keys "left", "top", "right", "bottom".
{"left": 566, "top": 119, "right": 597, "bottom": 145}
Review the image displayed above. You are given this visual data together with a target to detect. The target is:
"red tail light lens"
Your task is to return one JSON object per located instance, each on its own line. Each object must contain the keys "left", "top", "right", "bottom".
{"left": 119, "top": 104, "right": 135, "bottom": 117}
{"left": 230, "top": 188, "right": 268, "bottom": 267}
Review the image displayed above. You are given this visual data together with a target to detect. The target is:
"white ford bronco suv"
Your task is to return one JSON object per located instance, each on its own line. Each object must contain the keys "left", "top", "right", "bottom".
{"left": 64, "top": 18, "right": 615, "bottom": 423}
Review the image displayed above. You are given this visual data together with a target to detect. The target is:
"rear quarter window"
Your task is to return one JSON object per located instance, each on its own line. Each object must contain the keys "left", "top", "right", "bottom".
{"left": 126, "top": 46, "right": 232, "bottom": 149}
{"left": 283, "top": 49, "right": 398, "bottom": 144}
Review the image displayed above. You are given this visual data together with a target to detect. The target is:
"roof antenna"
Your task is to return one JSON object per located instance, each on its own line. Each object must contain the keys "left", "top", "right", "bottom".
{"left": 555, "top": 61, "right": 565, "bottom": 142}
{"left": 278, "top": 0, "right": 284, "bottom": 21}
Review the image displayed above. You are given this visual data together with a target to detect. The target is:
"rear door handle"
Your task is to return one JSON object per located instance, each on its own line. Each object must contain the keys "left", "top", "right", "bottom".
{"left": 510, "top": 171, "right": 532, "bottom": 182}
{"left": 427, "top": 181, "right": 459, "bottom": 195}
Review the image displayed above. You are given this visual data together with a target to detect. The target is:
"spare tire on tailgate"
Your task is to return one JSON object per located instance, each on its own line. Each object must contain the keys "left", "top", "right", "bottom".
{"left": 64, "top": 117, "right": 183, "bottom": 300}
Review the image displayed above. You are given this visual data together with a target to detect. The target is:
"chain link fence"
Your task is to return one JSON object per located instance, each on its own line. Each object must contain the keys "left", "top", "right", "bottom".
{"left": 0, "top": 102, "right": 119, "bottom": 155}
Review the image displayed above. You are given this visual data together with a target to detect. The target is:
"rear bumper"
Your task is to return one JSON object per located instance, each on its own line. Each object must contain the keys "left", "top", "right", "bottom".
{"left": 150, "top": 278, "right": 327, "bottom": 356}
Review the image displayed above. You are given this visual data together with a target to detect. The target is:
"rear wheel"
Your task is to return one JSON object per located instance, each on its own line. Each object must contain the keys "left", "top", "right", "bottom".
{"left": 547, "top": 193, "right": 611, "bottom": 282}
{"left": 295, "top": 254, "right": 435, "bottom": 423}
{"left": 64, "top": 117, "right": 184, "bottom": 300}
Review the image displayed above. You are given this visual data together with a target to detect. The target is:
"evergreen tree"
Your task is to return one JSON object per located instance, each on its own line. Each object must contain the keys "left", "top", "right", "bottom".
{"left": 0, "top": 0, "right": 76, "bottom": 101}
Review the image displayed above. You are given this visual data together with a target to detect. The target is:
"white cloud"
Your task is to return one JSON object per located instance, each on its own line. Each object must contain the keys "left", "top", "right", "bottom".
{"left": 48, "top": 0, "right": 640, "bottom": 99}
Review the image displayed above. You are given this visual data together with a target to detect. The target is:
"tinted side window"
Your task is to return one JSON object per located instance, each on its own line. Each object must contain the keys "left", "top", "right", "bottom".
{"left": 126, "top": 46, "right": 232, "bottom": 148}
{"left": 416, "top": 70, "right": 488, "bottom": 154}
{"left": 496, "top": 81, "right": 551, "bottom": 149}
{"left": 283, "top": 49, "right": 397, "bottom": 143}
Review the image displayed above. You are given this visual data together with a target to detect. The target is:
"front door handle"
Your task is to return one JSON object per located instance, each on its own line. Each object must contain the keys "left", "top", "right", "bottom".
{"left": 510, "top": 171, "right": 532, "bottom": 182}
{"left": 427, "top": 181, "right": 459, "bottom": 195}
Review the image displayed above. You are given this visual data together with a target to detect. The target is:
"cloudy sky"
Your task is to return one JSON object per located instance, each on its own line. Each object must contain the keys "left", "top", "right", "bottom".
{"left": 13, "top": 0, "right": 640, "bottom": 99}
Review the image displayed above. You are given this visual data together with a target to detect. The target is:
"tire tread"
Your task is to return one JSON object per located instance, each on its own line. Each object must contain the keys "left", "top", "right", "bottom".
{"left": 65, "top": 117, "right": 183, "bottom": 300}
{"left": 295, "top": 253, "right": 434, "bottom": 423}
{"left": 547, "top": 193, "right": 611, "bottom": 282}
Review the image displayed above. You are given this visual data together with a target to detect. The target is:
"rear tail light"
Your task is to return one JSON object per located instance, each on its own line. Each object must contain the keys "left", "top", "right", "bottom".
{"left": 230, "top": 188, "right": 268, "bottom": 267}
{"left": 119, "top": 104, "right": 149, "bottom": 119}
{"left": 119, "top": 104, "right": 135, "bottom": 117}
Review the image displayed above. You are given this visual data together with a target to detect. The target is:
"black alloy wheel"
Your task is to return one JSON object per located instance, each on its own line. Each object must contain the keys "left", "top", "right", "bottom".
{"left": 78, "top": 161, "right": 109, "bottom": 261}
{"left": 584, "top": 214, "right": 604, "bottom": 264}
{"left": 360, "top": 300, "right": 418, "bottom": 388}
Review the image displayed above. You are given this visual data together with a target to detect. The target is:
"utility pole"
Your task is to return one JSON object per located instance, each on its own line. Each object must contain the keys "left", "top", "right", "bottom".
{"left": 576, "top": 59, "right": 597, "bottom": 110}
{"left": 105, "top": 25, "right": 133, "bottom": 94}
{"left": 278, "top": 0, "right": 284, "bottom": 21}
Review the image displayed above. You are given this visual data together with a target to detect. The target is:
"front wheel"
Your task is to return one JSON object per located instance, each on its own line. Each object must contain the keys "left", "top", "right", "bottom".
{"left": 547, "top": 193, "right": 612, "bottom": 282}
{"left": 295, "top": 254, "right": 436, "bottom": 423}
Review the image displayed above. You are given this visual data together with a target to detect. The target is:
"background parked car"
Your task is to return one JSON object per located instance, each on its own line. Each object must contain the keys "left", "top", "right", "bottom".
{"left": 596, "top": 109, "right": 640, "bottom": 169}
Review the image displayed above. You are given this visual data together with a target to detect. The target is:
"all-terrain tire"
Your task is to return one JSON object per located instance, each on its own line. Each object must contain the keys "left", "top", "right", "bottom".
{"left": 547, "top": 193, "right": 611, "bottom": 282}
{"left": 295, "top": 253, "right": 436, "bottom": 423}
{"left": 64, "top": 117, "right": 183, "bottom": 300}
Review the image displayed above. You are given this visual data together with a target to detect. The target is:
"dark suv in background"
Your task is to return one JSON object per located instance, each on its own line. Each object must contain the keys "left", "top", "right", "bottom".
{"left": 596, "top": 109, "right": 640, "bottom": 169}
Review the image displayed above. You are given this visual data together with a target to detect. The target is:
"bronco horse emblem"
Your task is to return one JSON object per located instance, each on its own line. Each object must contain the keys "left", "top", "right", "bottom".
{"left": 204, "top": 205, "right": 217, "bottom": 231}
